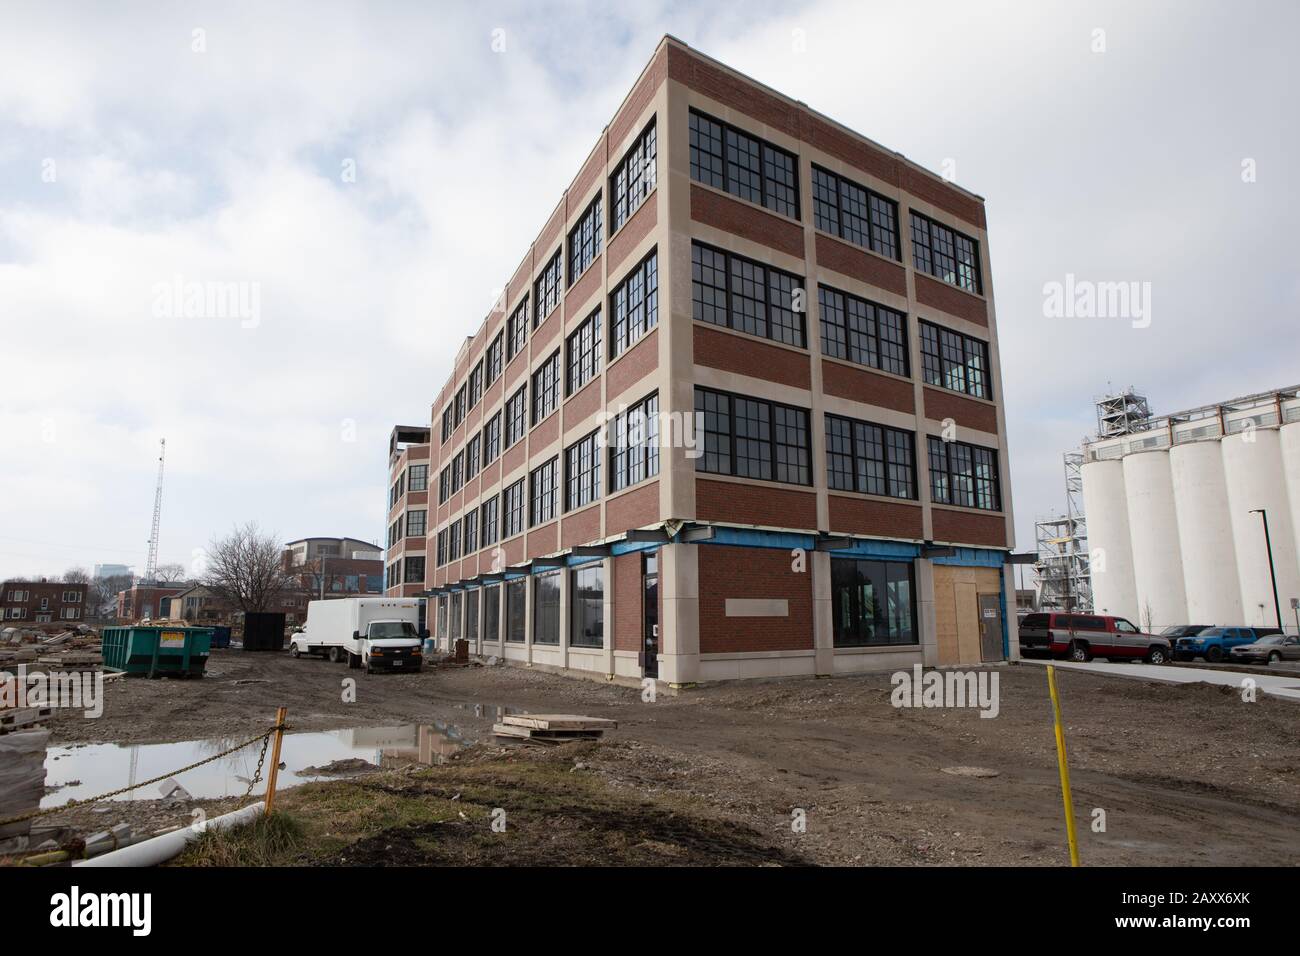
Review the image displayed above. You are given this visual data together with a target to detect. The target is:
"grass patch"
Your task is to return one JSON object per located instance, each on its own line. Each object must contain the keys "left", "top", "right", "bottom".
{"left": 181, "top": 811, "right": 306, "bottom": 867}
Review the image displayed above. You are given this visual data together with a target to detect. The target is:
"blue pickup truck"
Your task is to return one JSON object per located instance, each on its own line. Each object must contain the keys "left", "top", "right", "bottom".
{"left": 1173, "top": 626, "right": 1283, "bottom": 663}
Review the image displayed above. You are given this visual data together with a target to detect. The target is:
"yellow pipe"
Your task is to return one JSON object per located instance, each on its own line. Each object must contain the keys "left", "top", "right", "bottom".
{"left": 1046, "top": 665, "right": 1080, "bottom": 866}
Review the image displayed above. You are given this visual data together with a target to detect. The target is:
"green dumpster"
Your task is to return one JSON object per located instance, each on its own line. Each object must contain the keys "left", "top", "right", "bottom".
{"left": 101, "top": 626, "right": 212, "bottom": 678}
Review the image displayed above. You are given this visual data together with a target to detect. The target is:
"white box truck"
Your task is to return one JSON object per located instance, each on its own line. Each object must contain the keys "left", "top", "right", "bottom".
{"left": 289, "top": 598, "right": 425, "bottom": 673}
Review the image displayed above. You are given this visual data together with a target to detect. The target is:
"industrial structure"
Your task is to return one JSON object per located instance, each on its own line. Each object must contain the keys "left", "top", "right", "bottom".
{"left": 386, "top": 36, "right": 1019, "bottom": 683}
{"left": 1034, "top": 451, "right": 1091, "bottom": 610}
{"left": 1081, "top": 385, "right": 1300, "bottom": 631}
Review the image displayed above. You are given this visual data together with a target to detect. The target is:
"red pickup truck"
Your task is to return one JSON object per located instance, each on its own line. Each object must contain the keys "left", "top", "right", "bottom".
{"left": 1018, "top": 612, "right": 1172, "bottom": 664}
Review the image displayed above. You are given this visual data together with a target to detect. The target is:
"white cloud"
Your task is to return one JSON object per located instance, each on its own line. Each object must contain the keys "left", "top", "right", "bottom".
{"left": 0, "top": 0, "right": 1295, "bottom": 579}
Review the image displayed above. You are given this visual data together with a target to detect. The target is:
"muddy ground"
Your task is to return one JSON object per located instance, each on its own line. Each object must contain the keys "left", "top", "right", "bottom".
{"left": 36, "top": 649, "right": 1300, "bottom": 866}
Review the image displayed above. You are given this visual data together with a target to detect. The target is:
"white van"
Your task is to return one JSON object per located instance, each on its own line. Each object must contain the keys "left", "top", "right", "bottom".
{"left": 289, "top": 598, "right": 425, "bottom": 673}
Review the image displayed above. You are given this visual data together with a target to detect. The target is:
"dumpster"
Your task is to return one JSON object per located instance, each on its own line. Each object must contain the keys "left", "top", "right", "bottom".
{"left": 210, "top": 625, "right": 232, "bottom": 649}
{"left": 101, "top": 626, "right": 212, "bottom": 678}
{"left": 241, "top": 612, "right": 286, "bottom": 651}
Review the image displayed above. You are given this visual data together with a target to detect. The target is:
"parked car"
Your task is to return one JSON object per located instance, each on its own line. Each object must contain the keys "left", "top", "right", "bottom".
{"left": 1018, "top": 612, "right": 1172, "bottom": 663}
{"left": 1229, "top": 633, "right": 1300, "bottom": 665}
{"left": 289, "top": 597, "right": 425, "bottom": 673}
{"left": 1160, "top": 624, "right": 1212, "bottom": 640}
{"left": 1173, "top": 626, "right": 1282, "bottom": 663}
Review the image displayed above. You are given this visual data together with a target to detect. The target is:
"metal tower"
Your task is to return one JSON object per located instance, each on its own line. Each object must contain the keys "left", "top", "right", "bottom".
{"left": 1095, "top": 387, "right": 1151, "bottom": 438}
{"left": 1034, "top": 452, "right": 1093, "bottom": 610}
{"left": 144, "top": 439, "right": 166, "bottom": 584}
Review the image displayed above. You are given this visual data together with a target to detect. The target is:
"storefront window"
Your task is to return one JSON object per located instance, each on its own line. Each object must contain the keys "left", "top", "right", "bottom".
{"left": 830, "top": 559, "right": 916, "bottom": 647}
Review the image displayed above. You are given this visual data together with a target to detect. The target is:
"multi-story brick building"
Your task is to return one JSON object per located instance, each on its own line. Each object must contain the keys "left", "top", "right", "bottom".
{"left": 1, "top": 580, "right": 89, "bottom": 624}
{"left": 387, "top": 36, "right": 1019, "bottom": 683}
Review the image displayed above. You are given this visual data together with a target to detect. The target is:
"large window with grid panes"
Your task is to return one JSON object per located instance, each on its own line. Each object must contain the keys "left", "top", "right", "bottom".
{"left": 817, "top": 285, "right": 908, "bottom": 377}
{"left": 611, "top": 118, "right": 656, "bottom": 233}
{"left": 927, "top": 437, "right": 1001, "bottom": 511}
{"left": 609, "top": 392, "right": 659, "bottom": 492}
{"left": 825, "top": 413, "right": 916, "bottom": 500}
{"left": 692, "top": 242, "right": 805, "bottom": 348}
{"left": 688, "top": 109, "right": 799, "bottom": 219}
{"left": 695, "top": 387, "right": 810, "bottom": 486}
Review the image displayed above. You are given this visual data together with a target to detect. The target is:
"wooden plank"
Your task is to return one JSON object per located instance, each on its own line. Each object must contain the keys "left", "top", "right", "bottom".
{"left": 500, "top": 714, "right": 617, "bottom": 731}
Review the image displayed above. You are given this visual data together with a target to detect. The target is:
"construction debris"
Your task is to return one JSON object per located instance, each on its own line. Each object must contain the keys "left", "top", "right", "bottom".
{"left": 492, "top": 713, "right": 617, "bottom": 745}
{"left": 0, "top": 729, "right": 50, "bottom": 852}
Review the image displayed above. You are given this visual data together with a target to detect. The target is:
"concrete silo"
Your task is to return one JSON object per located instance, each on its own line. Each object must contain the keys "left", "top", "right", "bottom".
{"left": 1281, "top": 422, "right": 1300, "bottom": 583}
{"left": 1169, "top": 441, "right": 1244, "bottom": 624}
{"left": 1122, "top": 450, "right": 1188, "bottom": 630}
{"left": 1081, "top": 458, "right": 1138, "bottom": 620}
{"left": 1221, "top": 428, "right": 1300, "bottom": 628}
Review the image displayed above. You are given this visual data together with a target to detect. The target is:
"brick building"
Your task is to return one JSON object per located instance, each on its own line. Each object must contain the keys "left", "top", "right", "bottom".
{"left": 115, "top": 584, "right": 185, "bottom": 623}
{"left": 387, "top": 36, "right": 1019, "bottom": 683}
{"left": 1, "top": 581, "right": 89, "bottom": 624}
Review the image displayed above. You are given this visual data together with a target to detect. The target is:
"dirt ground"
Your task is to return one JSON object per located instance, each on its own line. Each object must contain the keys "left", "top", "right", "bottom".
{"left": 36, "top": 649, "right": 1300, "bottom": 866}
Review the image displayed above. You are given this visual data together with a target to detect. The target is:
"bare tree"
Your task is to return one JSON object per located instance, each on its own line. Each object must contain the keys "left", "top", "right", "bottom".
{"left": 153, "top": 562, "right": 188, "bottom": 583}
{"left": 203, "top": 522, "right": 293, "bottom": 613}
{"left": 62, "top": 567, "right": 92, "bottom": 584}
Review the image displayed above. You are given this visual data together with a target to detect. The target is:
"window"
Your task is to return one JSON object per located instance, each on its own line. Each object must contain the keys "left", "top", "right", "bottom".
{"left": 530, "top": 457, "right": 558, "bottom": 526}
{"left": 611, "top": 118, "right": 657, "bottom": 233}
{"left": 532, "top": 570, "right": 561, "bottom": 645}
{"left": 481, "top": 495, "right": 500, "bottom": 547}
{"left": 388, "top": 518, "right": 401, "bottom": 548}
{"left": 408, "top": 464, "right": 428, "bottom": 493}
{"left": 406, "top": 509, "right": 427, "bottom": 538}
{"left": 831, "top": 559, "right": 917, "bottom": 647}
{"left": 466, "top": 589, "right": 479, "bottom": 644}
{"left": 506, "top": 297, "right": 529, "bottom": 360}
{"left": 404, "top": 557, "right": 425, "bottom": 584}
{"left": 482, "top": 411, "right": 502, "bottom": 465}
{"left": 919, "top": 321, "right": 991, "bottom": 399}
{"left": 486, "top": 331, "right": 504, "bottom": 384}
{"left": 436, "top": 528, "right": 448, "bottom": 566}
{"left": 505, "top": 579, "right": 527, "bottom": 642}
{"left": 568, "top": 194, "right": 602, "bottom": 285}
{"left": 438, "top": 466, "right": 450, "bottom": 504}
{"left": 691, "top": 242, "right": 805, "bottom": 348}
{"left": 468, "top": 360, "right": 483, "bottom": 408}
{"left": 534, "top": 250, "right": 562, "bottom": 325}
{"left": 483, "top": 584, "right": 500, "bottom": 643}
{"left": 450, "top": 451, "right": 464, "bottom": 494}
{"left": 463, "top": 509, "right": 479, "bottom": 554}
{"left": 61, "top": 608, "right": 79, "bottom": 620}
{"left": 694, "top": 387, "right": 811, "bottom": 485}
{"left": 688, "top": 109, "right": 799, "bottom": 218}
{"left": 817, "top": 285, "right": 908, "bottom": 376}
{"left": 505, "top": 384, "right": 527, "bottom": 448}
{"left": 610, "top": 249, "right": 658, "bottom": 358}
{"left": 531, "top": 350, "right": 561, "bottom": 425}
{"left": 449, "top": 519, "right": 462, "bottom": 560}
{"left": 63, "top": 590, "right": 83, "bottom": 603}
{"left": 571, "top": 564, "right": 604, "bottom": 648}
{"left": 566, "top": 309, "right": 602, "bottom": 395}
{"left": 453, "top": 386, "right": 467, "bottom": 427}
{"left": 465, "top": 433, "right": 482, "bottom": 480}
{"left": 825, "top": 414, "right": 916, "bottom": 499}
{"left": 450, "top": 592, "right": 462, "bottom": 641}
{"left": 565, "top": 430, "right": 601, "bottom": 511}
{"left": 811, "top": 165, "right": 900, "bottom": 259}
{"left": 610, "top": 392, "right": 659, "bottom": 492}
{"left": 441, "top": 406, "right": 453, "bottom": 443}
{"left": 503, "top": 479, "right": 526, "bottom": 538}
{"left": 928, "top": 437, "right": 1001, "bottom": 511}
{"left": 910, "top": 211, "right": 981, "bottom": 294}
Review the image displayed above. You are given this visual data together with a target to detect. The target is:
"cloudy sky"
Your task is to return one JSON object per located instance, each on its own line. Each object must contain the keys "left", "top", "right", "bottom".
{"left": 1, "top": 0, "right": 1295, "bottom": 581}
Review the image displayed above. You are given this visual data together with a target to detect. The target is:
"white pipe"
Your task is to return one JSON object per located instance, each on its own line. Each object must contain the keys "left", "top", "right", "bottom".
{"left": 75, "top": 803, "right": 262, "bottom": 867}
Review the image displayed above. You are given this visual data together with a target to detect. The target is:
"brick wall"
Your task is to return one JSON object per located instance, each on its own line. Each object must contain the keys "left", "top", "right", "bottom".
{"left": 695, "top": 478, "right": 817, "bottom": 529}
{"left": 697, "top": 545, "right": 813, "bottom": 653}
{"left": 606, "top": 481, "right": 660, "bottom": 534}
{"left": 613, "top": 552, "right": 644, "bottom": 653}
{"left": 915, "top": 273, "right": 988, "bottom": 326}
{"left": 827, "top": 495, "right": 924, "bottom": 539}
{"left": 606, "top": 328, "right": 658, "bottom": 400}
{"left": 821, "top": 361, "right": 915, "bottom": 413}
{"left": 693, "top": 324, "right": 811, "bottom": 390}
{"left": 814, "top": 233, "right": 907, "bottom": 297}
{"left": 922, "top": 387, "right": 999, "bottom": 434}
{"left": 689, "top": 184, "right": 804, "bottom": 259}
{"left": 931, "top": 508, "right": 1007, "bottom": 547}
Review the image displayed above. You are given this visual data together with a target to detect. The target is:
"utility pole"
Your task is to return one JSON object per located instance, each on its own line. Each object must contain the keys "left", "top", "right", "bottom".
{"left": 1249, "top": 509, "right": 1283, "bottom": 629}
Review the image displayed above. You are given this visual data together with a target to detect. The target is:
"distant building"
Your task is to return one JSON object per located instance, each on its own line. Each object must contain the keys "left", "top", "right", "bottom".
{"left": 116, "top": 583, "right": 185, "bottom": 622}
{"left": 93, "top": 563, "right": 132, "bottom": 580}
{"left": 284, "top": 537, "right": 381, "bottom": 567}
{"left": 3, "top": 580, "right": 89, "bottom": 623}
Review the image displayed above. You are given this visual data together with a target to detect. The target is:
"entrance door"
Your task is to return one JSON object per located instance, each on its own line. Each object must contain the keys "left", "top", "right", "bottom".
{"left": 978, "top": 593, "right": 1003, "bottom": 662}
{"left": 643, "top": 553, "right": 659, "bottom": 678}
